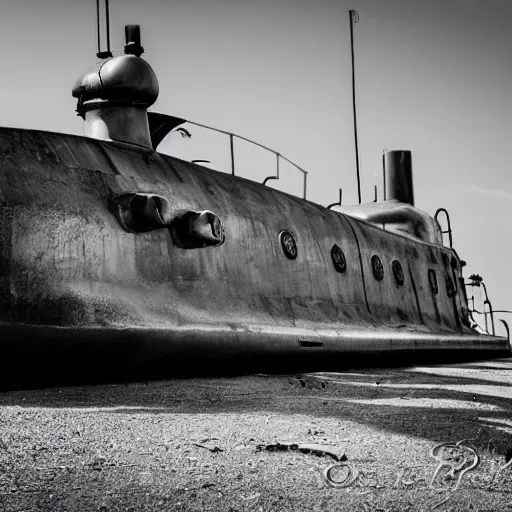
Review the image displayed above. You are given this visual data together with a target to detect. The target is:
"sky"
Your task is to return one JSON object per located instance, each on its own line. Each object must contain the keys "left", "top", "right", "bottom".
{"left": 1, "top": 0, "right": 511, "bottom": 331}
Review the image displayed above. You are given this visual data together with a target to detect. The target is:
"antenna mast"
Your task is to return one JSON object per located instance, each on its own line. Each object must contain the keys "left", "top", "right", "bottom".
{"left": 349, "top": 9, "right": 361, "bottom": 204}
{"left": 96, "top": 0, "right": 113, "bottom": 58}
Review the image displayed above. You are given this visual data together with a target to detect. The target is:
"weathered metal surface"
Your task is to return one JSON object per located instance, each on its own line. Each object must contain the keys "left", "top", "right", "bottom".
{"left": 81, "top": 103, "right": 154, "bottom": 148}
{"left": 0, "top": 128, "right": 509, "bottom": 384}
{"left": 72, "top": 55, "right": 159, "bottom": 108}
{"left": 72, "top": 52, "right": 159, "bottom": 148}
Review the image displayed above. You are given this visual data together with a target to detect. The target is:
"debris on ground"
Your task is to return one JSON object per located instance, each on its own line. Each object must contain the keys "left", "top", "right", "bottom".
{"left": 429, "top": 440, "right": 479, "bottom": 491}
{"left": 192, "top": 443, "right": 224, "bottom": 453}
{"left": 256, "top": 441, "right": 346, "bottom": 462}
{"left": 323, "top": 462, "right": 359, "bottom": 488}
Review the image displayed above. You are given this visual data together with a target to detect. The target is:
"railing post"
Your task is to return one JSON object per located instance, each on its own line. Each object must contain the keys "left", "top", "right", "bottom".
{"left": 487, "top": 301, "right": 495, "bottom": 336}
{"left": 229, "top": 133, "right": 235, "bottom": 176}
{"left": 482, "top": 282, "right": 495, "bottom": 335}
{"left": 303, "top": 172, "right": 308, "bottom": 200}
{"left": 263, "top": 153, "right": 280, "bottom": 186}
{"left": 327, "top": 189, "right": 343, "bottom": 209}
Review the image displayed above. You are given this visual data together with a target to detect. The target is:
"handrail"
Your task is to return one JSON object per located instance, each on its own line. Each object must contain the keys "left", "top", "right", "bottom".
{"left": 327, "top": 189, "right": 343, "bottom": 209}
{"left": 263, "top": 153, "right": 280, "bottom": 187}
{"left": 499, "top": 319, "right": 510, "bottom": 349}
{"left": 481, "top": 281, "right": 495, "bottom": 336}
{"left": 186, "top": 120, "right": 308, "bottom": 199}
{"left": 434, "top": 208, "right": 453, "bottom": 249}
{"left": 465, "top": 278, "right": 495, "bottom": 336}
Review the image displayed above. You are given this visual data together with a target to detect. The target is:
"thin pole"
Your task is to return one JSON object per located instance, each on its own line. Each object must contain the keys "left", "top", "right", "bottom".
{"left": 382, "top": 151, "right": 387, "bottom": 200}
{"left": 349, "top": 10, "right": 361, "bottom": 204}
{"left": 96, "top": 0, "right": 101, "bottom": 55}
{"left": 105, "top": 0, "right": 111, "bottom": 53}
{"left": 96, "top": 0, "right": 112, "bottom": 58}
{"left": 229, "top": 134, "right": 235, "bottom": 175}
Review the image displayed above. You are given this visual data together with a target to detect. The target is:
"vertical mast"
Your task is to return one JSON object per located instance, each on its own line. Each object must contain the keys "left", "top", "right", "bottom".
{"left": 96, "top": 0, "right": 113, "bottom": 58}
{"left": 349, "top": 9, "right": 361, "bottom": 204}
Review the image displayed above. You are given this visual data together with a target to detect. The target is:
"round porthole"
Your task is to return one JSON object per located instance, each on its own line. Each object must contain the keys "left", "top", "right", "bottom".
{"left": 392, "top": 260, "right": 405, "bottom": 286}
{"left": 428, "top": 269, "right": 438, "bottom": 295}
{"left": 371, "top": 255, "right": 384, "bottom": 281}
{"left": 279, "top": 230, "right": 298, "bottom": 260}
{"left": 331, "top": 244, "right": 347, "bottom": 273}
{"left": 445, "top": 275, "right": 456, "bottom": 297}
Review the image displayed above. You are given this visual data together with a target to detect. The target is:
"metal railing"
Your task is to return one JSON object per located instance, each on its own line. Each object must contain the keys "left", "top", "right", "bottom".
{"left": 465, "top": 279, "right": 495, "bottom": 336}
{"left": 186, "top": 120, "right": 308, "bottom": 200}
{"left": 327, "top": 189, "right": 343, "bottom": 209}
{"left": 434, "top": 208, "right": 453, "bottom": 249}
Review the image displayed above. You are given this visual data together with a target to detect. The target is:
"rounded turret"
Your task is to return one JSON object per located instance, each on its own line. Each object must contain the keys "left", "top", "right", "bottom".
{"left": 72, "top": 25, "right": 158, "bottom": 149}
{"left": 72, "top": 54, "right": 159, "bottom": 113}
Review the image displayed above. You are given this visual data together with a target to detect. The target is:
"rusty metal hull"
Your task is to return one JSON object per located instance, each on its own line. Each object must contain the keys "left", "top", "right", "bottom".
{"left": 0, "top": 127, "right": 509, "bottom": 386}
{"left": 0, "top": 322, "right": 509, "bottom": 388}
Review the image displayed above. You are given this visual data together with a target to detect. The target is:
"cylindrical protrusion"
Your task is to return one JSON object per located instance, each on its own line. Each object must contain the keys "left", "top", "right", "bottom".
{"left": 72, "top": 53, "right": 159, "bottom": 148}
{"left": 125, "top": 25, "right": 144, "bottom": 56}
{"left": 383, "top": 150, "right": 414, "bottom": 205}
{"left": 82, "top": 103, "right": 153, "bottom": 148}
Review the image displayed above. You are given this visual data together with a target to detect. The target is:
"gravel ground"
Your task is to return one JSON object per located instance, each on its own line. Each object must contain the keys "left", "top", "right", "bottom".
{"left": 1, "top": 358, "right": 511, "bottom": 512}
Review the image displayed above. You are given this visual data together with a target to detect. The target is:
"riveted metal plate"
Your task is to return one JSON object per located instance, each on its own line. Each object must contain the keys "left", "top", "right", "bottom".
{"left": 428, "top": 269, "right": 439, "bottom": 295}
{"left": 331, "top": 244, "right": 347, "bottom": 273}
{"left": 371, "top": 255, "right": 384, "bottom": 281}
{"left": 392, "top": 260, "right": 405, "bottom": 286}
{"left": 279, "top": 230, "right": 298, "bottom": 260}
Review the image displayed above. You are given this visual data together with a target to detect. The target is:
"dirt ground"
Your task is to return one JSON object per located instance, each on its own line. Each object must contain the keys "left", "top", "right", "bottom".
{"left": 0, "top": 358, "right": 511, "bottom": 512}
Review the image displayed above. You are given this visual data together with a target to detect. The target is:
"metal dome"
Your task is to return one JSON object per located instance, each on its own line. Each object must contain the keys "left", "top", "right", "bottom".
{"left": 72, "top": 54, "right": 159, "bottom": 115}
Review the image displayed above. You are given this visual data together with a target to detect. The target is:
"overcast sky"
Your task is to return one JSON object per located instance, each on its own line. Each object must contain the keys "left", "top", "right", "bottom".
{"left": 1, "top": 0, "right": 511, "bottom": 329}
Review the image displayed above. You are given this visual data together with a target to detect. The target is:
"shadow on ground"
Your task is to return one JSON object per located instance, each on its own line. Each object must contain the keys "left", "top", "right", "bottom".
{"left": 1, "top": 358, "right": 511, "bottom": 459}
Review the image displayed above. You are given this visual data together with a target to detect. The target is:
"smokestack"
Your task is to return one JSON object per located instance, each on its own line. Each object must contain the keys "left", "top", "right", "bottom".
{"left": 383, "top": 150, "right": 414, "bottom": 205}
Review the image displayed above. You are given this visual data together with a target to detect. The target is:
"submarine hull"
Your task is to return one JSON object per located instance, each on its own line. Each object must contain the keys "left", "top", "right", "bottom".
{"left": 0, "top": 127, "right": 509, "bottom": 388}
{"left": 1, "top": 322, "right": 510, "bottom": 389}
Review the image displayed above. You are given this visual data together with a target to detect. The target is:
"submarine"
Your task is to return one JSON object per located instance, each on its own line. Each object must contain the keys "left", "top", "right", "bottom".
{"left": 0, "top": 10, "right": 509, "bottom": 388}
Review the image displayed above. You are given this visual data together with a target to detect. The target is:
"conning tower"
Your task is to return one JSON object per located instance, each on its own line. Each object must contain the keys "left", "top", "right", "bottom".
{"left": 72, "top": 25, "right": 159, "bottom": 148}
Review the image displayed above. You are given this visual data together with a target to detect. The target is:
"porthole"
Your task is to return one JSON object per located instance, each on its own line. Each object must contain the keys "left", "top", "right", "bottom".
{"left": 428, "top": 269, "right": 438, "bottom": 295}
{"left": 371, "top": 255, "right": 384, "bottom": 281}
{"left": 279, "top": 230, "right": 297, "bottom": 260}
{"left": 445, "top": 275, "right": 456, "bottom": 297}
{"left": 392, "top": 260, "right": 405, "bottom": 286}
{"left": 331, "top": 244, "right": 347, "bottom": 273}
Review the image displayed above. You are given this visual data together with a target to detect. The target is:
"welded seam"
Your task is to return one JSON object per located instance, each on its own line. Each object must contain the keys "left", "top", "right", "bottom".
{"left": 407, "top": 262, "right": 424, "bottom": 325}
{"left": 343, "top": 216, "right": 371, "bottom": 314}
